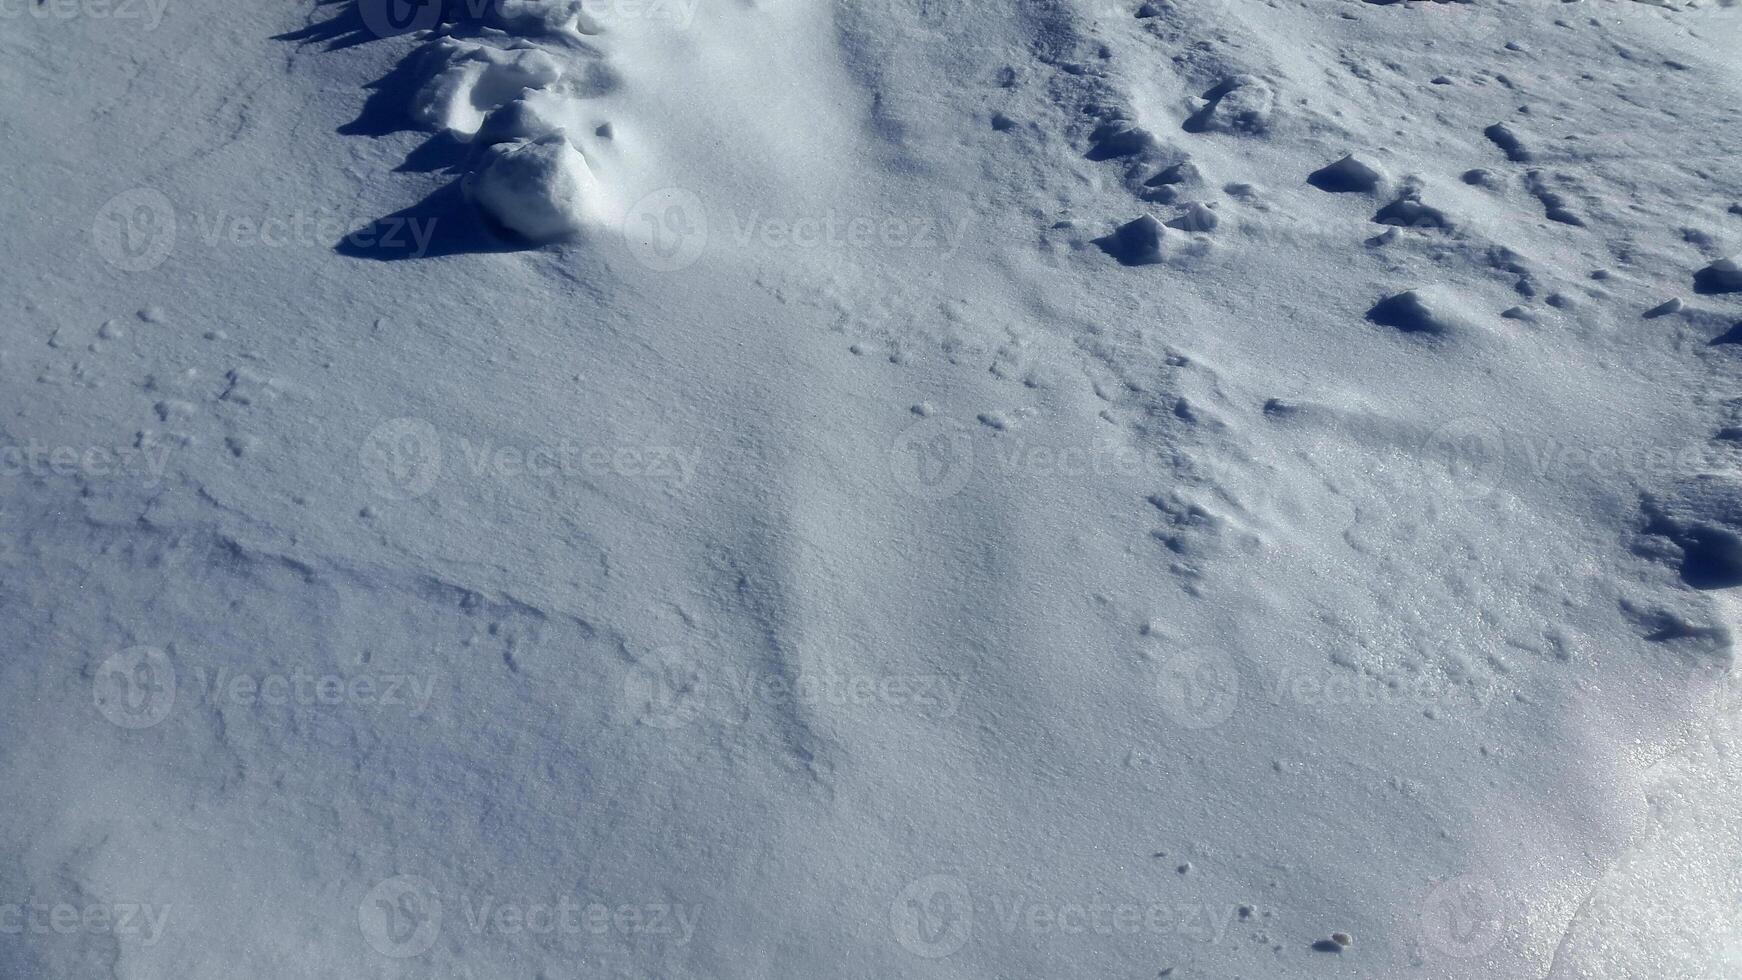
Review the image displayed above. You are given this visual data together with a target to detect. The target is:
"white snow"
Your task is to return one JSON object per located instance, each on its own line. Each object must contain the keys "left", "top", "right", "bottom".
{"left": 411, "top": 38, "right": 565, "bottom": 141}
{"left": 463, "top": 132, "right": 598, "bottom": 241}
{"left": 3, "top": 0, "right": 1742, "bottom": 977}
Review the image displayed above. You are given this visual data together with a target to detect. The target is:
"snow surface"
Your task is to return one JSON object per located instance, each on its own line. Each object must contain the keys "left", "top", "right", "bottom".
{"left": 3, "top": 0, "right": 1742, "bottom": 977}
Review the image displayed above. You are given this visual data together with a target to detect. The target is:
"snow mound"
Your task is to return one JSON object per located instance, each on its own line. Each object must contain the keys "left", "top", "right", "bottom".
{"left": 475, "top": 94, "right": 568, "bottom": 146}
{"left": 1367, "top": 289, "right": 1459, "bottom": 334}
{"left": 412, "top": 39, "right": 564, "bottom": 141}
{"left": 462, "top": 132, "right": 596, "bottom": 242}
{"left": 1096, "top": 215, "right": 1168, "bottom": 265}
{"left": 1696, "top": 256, "right": 1742, "bottom": 294}
{"left": 1185, "top": 75, "right": 1276, "bottom": 135}
{"left": 1308, "top": 153, "right": 1385, "bottom": 193}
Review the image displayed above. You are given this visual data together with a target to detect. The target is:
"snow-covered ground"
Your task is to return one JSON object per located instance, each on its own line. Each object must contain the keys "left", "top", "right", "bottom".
{"left": 3, "top": 0, "right": 1742, "bottom": 976}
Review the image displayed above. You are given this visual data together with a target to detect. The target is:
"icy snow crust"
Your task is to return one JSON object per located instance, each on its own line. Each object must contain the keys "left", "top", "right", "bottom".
{"left": 3, "top": 0, "right": 1742, "bottom": 977}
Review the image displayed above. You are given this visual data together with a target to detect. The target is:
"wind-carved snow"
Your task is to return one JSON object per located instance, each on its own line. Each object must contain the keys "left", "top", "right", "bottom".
{"left": 4, "top": 0, "right": 1742, "bottom": 977}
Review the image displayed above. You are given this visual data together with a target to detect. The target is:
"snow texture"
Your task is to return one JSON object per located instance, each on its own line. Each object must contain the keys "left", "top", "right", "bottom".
{"left": 3, "top": 0, "right": 1742, "bottom": 977}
